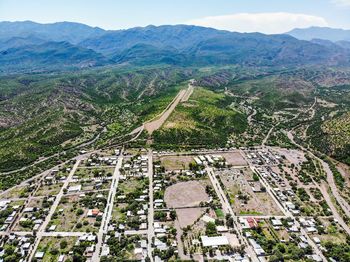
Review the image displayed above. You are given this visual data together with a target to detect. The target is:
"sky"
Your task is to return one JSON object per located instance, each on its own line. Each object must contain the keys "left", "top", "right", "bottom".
{"left": 0, "top": 0, "right": 350, "bottom": 34}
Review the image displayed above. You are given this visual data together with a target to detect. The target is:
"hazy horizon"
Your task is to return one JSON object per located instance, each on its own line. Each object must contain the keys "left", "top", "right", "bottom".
{"left": 1, "top": 0, "right": 350, "bottom": 34}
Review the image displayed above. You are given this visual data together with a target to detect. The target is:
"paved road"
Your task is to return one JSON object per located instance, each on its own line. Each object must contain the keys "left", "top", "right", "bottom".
{"left": 124, "top": 229, "right": 148, "bottom": 235}
{"left": 28, "top": 159, "right": 81, "bottom": 261}
{"left": 92, "top": 155, "right": 123, "bottom": 262}
{"left": 181, "top": 83, "right": 194, "bottom": 102}
{"left": 147, "top": 150, "right": 154, "bottom": 262}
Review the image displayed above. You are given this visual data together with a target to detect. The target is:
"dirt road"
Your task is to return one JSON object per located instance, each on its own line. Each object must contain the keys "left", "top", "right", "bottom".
{"left": 28, "top": 159, "right": 81, "bottom": 261}
{"left": 287, "top": 131, "right": 350, "bottom": 235}
{"left": 144, "top": 89, "right": 187, "bottom": 134}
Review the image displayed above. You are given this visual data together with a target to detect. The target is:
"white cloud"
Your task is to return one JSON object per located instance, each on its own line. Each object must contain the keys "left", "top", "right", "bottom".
{"left": 332, "top": 0, "right": 350, "bottom": 6}
{"left": 185, "top": 12, "right": 329, "bottom": 34}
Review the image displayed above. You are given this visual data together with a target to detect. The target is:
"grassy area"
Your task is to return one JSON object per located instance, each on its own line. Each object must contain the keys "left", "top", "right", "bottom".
{"left": 36, "top": 237, "right": 77, "bottom": 262}
{"left": 215, "top": 208, "right": 224, "bottom": 218}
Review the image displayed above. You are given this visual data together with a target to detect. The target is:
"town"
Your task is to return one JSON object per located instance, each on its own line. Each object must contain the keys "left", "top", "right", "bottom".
{"left": 0, "top": 144, "right": 348, "bottom": 262}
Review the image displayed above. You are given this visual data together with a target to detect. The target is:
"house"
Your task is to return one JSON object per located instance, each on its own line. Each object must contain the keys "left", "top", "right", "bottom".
{"left": 271, "top": 219, "right": 283, "bottom": 227}
{"left": 247, "top": 217, "right": 258, "bottom": 229}
{"left": 201, "top": 215, "right": 215, "bottom": 223}
{"left": 101, "top": 245, "right": 110, "bottom": 256}
{"left": 84, "top": 245, "right": 95, "bottom": 257}
{"left": 216, "top": 226, "right": 229, "bottom": 232}
{"left": 68, "top": 185, "right": 82, "bottom": 193}
{"left": 23, "top": 207, "right": 34, "bottom": 213}
{"left": 313, "top": 237, "right": 321, "bottom": 244}
{"left": 48, "top": 225, "right": 56, "bottom": 231}
{"left": 87, "top": 209, "right": 103, "bottom": 217}
{"left": 35, "top": 251, "right": 45, "bottom": 259}
{"left": 249, "top": 239, "right": 265, "bottom": 256}
{"left": 285, "top": 202, "right": 295, "bottom": 210}
{"left": 58, "top": 255, "right": 65, "bottom": 262}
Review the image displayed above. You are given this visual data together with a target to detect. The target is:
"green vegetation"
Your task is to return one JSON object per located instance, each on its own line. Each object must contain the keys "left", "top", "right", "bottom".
{"left": 0, "top": 66, "right": 192, "bottom": 189}
{"left": 215, "top": 208, "right": 224, "bottom": 218}
{"left": 153, "top": 87, "right": 247, "bottom": 148}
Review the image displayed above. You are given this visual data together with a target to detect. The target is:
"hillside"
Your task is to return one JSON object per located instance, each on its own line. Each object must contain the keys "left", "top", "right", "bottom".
{"left": 0, "top": 22, "right": 350, "bottom": 73}
{"left": 0, "top": 41, "right": 111, "bottom": 73}
{"left": 0, "top": 66, "right": 194, "bottom": 172}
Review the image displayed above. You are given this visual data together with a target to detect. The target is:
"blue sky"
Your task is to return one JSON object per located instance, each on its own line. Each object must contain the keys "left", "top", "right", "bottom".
{"left": 0, "top": 0, "right": 349, "bottom": 33}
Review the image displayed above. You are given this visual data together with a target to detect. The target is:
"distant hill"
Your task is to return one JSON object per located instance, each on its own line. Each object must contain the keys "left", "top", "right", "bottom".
{"left": 0, "top": 21, "right": 349, "bottom": 72}
{"left": 287, "top": 27, "right": 350, "bottom": 42}
{"left": 0, "top": 41, "right": 111, "bottom": 73}
{"left": 83, "top": 25, "right": 350, "bottom": 67}
{"left": 0, "top": 21, "right": 105, "bottom": 44}
{"left": 80, "top": 24, "right": 227, "bottom": 55}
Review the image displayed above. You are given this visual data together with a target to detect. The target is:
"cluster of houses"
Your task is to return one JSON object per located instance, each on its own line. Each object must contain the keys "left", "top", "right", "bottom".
{"left": 242, "top": 216, "right": 325, "bottom": 261}
{"left": 193, "top": 154, "right": 226, "bottom": 167}
{"left": 121, "top": 155, "right": 149, "bottom": 178}
{"left": 45, "top": 166, "right": 71, "bottom": 181}
{"left": 154, "top": 222, "right": 178, "bottom": 262}
{"left": 245, "top": 150, "right": 279, "bottom": 166}
{"left": 85, "top": 154, "right": 118, "bottom": 166}
{"left": 114, "top": 190, "right": 149, "bottom": 231}
{"left": 34, "top": 233, "right": 97, "bottom": 261}
{"left": 255, "top": 167, "right": 301, "bottom": 216}
{"left": 133, "top": 238, "right": 148, "bottom": 260}
{"left": 0, "top": 234, "right": 34, "bottom": 260}
{"left": 0, "top": 200, "right": 21, "bottom": 231}
{"left": 299, "top": 217, "right": 320, "bottom": 234}
{"left": 239, "top": 217, "right": 259, "bottom": 230}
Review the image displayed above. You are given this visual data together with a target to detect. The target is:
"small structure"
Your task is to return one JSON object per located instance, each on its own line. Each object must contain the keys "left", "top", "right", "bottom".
{"left": 35, "top": 251, "right": 45, "bottom": 259}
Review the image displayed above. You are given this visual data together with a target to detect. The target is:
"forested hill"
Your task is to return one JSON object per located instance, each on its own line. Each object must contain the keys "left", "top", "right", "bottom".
{"left": 1, "top": 21, "right": 350, "bottom": 72}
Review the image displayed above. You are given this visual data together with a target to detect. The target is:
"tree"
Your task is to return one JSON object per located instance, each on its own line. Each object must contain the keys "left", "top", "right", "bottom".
{"left": 205, "top": 222, "right": 217, "bottom": 236}
{"left": 76, "top": 209, "right": 84, "bottom": 216}
{"left": 170, "top": 210, "right": 177, "bottom": 220}
{"left": 60, "top": 240, "right": 68, "bottom": 249}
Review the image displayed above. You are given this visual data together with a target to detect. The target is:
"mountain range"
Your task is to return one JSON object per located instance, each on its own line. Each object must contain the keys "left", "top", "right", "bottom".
{"left": 287, "top": 26, "right": 350, "bottom": 42}
{"left": 1, "top": 21, "right": 350, "bottom": 72}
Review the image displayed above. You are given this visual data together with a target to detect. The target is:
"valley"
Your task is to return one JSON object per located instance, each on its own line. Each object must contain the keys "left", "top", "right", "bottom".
{"left": 0, "top": 20, "right": 349, "bottom": 262}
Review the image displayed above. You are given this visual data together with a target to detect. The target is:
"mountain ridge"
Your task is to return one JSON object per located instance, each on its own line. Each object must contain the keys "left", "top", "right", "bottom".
{"left": 0, "top": 21, "right": 350, "bottom": 72}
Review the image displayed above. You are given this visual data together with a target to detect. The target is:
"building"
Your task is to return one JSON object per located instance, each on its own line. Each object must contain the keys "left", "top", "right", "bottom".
{"left": 201, "top": 236, "right": 229, "bottom": 247}
{"left": 68, "top": 185, "right": 82, "bottom": 193}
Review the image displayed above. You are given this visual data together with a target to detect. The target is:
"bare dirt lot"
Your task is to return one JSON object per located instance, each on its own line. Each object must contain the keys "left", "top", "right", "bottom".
{"left": 272, "top": 148, "right": 306, "bottom": 166}
{"left": 176, "top": 207, "right": 205, "bottom": 228}
{"left": 159, "top": 155, "right": 194, "bottom": 170}
{"left": 164, "top": 181, "right": 209, "bottom": 208}
{"left": 218, "top": 169, "right": 283, "bottom": 216}
{"left": 220, "top": 152, "right": 248, "bottom": 166}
